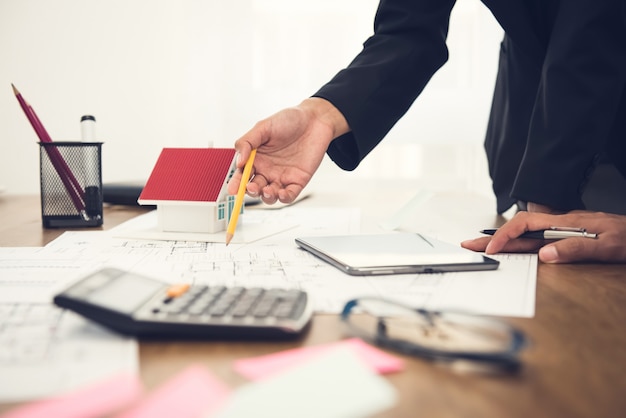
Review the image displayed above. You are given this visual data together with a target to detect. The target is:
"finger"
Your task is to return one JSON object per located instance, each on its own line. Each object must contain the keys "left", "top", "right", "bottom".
{"left": 233, "top": 127, "right": 263, "bottom": 170}
{"left": 278, "top": 184, "right": 303, "bottom": 204}
{"left": 489, "top": 239, "right": 545, "bottom": 254}
{"left": 233, "top": 147, "right": 253, "bottom": 171}
{"left": 460, "top": 237, "right": 491, "bottom": 252}
{"left": 227, "top": 170, "right": 243, "bottom": 195}
{"left": 485, "top": 212, "right": 562, "bottom": 253}
{"left": 234, "top": 117, "right": 275, "bottom": 165}
{"left": 247, "top": 173, "right": 268, "bottom": 198}
{"left": 539, "top": 238, "right": 602, "bottom": 263}
{"left": 246, "top": 182, "right": 261, "bottom": 198}
{"left": 463, "top": 236, "right": 544, "bottom": 254}
{"left": 260, "top": 184, "right": 280, "bottom": 205}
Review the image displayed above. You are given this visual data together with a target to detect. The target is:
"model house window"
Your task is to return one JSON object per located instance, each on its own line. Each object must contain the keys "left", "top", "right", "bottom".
{"left": 218, "top": 203, "right": 225, "bottom": 220}
{"left": 227, "top": 195, "right": 235, "bottom": 218}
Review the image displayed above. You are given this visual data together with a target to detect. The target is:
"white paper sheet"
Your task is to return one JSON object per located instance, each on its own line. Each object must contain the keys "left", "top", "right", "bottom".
{"left": 111, "top": 210, "right": 299, "bottom": 244}
{"left": 0, "top": 304, "right": 137, "bottom": 402}
{"left": 0, "top": 250, "right": 138, "bottom": 402}
{"left": 0, "top": 247, "right": 98, "bottom": 303}
{"left": 42, "top": 207, "right": 536, "bottom": 317}
{"left": 214, "top": 347, "right": 397, "bottom": 418}
{"left": 0, "top": 205, "right": 536, "bottom": 403}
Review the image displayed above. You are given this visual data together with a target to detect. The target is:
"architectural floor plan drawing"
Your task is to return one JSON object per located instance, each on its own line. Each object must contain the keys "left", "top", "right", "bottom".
{"left": 40, "top": 207, "right": 536, "bottom": 317}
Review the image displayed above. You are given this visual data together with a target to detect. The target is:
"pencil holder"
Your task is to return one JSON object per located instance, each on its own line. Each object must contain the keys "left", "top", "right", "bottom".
{"left": 39, "top": 142, "right": 103, "bottom": 228}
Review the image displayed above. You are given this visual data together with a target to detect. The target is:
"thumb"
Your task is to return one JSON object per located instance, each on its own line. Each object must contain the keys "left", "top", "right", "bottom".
{"left": 227, "top": 169, "right": 242, "bottom": 195}
{"left": 538, "top": 239, "right": 599, "bottom": 263}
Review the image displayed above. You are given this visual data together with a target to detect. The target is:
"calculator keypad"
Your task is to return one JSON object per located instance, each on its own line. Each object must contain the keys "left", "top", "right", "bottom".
{"left": 145, "top": 285, "right": 307, "bottom": 325}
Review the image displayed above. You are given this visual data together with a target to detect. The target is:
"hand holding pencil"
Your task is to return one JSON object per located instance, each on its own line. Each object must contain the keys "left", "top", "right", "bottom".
{"left": 226, "top": 99, "right": 337, "bottom": 205}
{"left": 225, "top": 149, "right": 257, "bottom": 245}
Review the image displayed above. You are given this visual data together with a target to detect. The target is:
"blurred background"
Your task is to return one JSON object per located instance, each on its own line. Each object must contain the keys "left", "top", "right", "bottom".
{"left": 0, "top": 0, "right": 502, "bottom": 197}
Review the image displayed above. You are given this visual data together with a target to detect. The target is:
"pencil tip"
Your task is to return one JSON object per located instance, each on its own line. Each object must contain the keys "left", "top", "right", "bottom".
{"left": 11, "top": 83, "right": 19, "bottom": 95}
{"left": 225, "top": 233, "right": 233, "bottom": 246}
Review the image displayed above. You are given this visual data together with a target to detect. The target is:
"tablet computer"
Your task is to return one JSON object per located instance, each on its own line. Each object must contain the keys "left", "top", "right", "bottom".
{"left": 295, "top": 233, "right": 499, "bottom": 276}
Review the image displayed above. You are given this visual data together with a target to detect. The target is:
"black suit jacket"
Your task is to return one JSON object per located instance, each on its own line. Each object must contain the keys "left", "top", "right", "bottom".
{"left": 315, "top": 0, "right": 626, "bottom": 213}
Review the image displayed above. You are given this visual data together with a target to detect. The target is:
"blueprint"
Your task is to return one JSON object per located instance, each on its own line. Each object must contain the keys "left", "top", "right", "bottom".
{"left": 41, "top": 207, "right": 536, "bottom": 317}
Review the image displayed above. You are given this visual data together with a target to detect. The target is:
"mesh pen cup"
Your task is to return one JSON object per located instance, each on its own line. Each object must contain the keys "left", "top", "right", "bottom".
{"left": 39, "top": 142, "right": 103, "bottom": 228}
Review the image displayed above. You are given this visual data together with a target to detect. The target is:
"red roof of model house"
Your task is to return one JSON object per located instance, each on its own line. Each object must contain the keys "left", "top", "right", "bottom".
{"left": 138, "top": 148, "right": 236, "bottom": 204}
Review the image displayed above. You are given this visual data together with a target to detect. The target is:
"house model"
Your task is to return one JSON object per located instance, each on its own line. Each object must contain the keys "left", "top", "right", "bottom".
{"left": 138, "top": 147, "right": 240, "bottom": 234}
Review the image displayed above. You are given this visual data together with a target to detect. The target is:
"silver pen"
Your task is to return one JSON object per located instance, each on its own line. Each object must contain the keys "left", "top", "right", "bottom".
{"left": 480, "top": 226, "right": 598, "bottom": 240}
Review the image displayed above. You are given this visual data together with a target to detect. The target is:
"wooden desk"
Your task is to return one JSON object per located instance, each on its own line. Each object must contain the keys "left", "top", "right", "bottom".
{"left": 1, "top": 189, "right": 625, "bottom": 418}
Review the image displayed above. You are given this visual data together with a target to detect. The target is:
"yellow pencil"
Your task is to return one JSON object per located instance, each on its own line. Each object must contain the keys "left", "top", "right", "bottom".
{"left": 225, "top": 148, "right": 257, "bottom": 245}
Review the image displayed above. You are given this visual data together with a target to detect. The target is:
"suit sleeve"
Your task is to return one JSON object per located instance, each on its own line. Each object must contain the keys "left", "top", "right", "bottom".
{"left": 313, "top": 0, "right": 457, "bottom": 170}
{"left": 512, "top": 0, "right": 626, "bottom": 210}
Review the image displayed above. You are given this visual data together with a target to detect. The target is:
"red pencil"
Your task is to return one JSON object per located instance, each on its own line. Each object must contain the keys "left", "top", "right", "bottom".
{"left": 25, "top": 99, "right": 85, "bottom": 199}
{"left": 12, "top": 84, "right": 86, "bottom": 212}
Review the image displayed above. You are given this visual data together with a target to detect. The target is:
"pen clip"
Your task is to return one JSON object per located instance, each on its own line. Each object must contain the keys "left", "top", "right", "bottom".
{"left": 549, "top": 226, "right": 598, "bottom": 239}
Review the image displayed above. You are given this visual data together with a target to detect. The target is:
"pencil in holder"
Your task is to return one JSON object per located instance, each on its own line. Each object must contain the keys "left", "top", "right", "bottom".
{"left": 39, "top": 142, "right": 104, "bottom": 228}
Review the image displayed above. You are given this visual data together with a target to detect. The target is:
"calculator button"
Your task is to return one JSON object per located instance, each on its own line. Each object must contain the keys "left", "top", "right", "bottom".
{"left": 207, "top": 302, "right": 230, "bottom": 317}
{"left": 289, "top": 294, "right": 307, "bottom": 319}
{"left": 245, "top": 288, "right": 263, "bottom": 297}
{"left": 187, "top": 285, "right": 207, "bottom": 296}
{"left": 222, "top": 287, "right": 245, "bottom": 299}
{"left": 166, "top": 284, "right": 190, "bottom": 298}
{"left": 186, "top": 303, "right": 207, "bottom": 316}
{"left": 162, "top": 304, "right": 184, "bottom": 315}
{"left": 208, "top": 286, "right": 226, "bottom": 296}
{"left": 231, "top": 290, "right": 264, "bottom": 317}
{"left": 274, "top": 301, "right": 296, "bottom": 318}
{"left": 252, "top": 300, "right": 276, "bottom": 318}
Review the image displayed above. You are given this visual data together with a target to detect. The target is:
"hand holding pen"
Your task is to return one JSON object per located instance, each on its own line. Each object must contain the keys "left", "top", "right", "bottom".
{"left": 461, "top": 211, "right": 626, "bottom": 264}
{"left": 480, "top": 226, "right": 598, "bottom": 240}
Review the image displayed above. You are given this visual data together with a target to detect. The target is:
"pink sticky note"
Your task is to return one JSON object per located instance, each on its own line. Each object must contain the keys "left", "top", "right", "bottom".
{"left": 0, "top": 373, "right": 143, "bottom": 418}
{"left": 233, "top": 338, "right": 404, "bottom": 380}
{"left": 114, "top": 365, "right": 231, "bottom": 418}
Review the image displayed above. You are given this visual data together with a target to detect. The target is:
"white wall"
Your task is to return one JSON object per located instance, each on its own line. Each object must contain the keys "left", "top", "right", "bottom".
{"left": 0, "top": 0, "right": 502, "bottom": 195}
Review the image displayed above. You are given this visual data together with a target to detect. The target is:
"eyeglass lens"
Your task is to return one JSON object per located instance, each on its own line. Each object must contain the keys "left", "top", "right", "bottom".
{"left": 346, "top": 298, "right": 518, "bottom": 355}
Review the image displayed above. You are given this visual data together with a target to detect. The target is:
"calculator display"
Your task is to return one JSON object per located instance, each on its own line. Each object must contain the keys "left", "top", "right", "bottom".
{"left": 85, "top": 274, "right": 163, "bottom": 314}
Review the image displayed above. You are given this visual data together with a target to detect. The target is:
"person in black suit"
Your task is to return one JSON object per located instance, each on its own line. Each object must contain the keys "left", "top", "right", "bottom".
{"left": 227, "top": 0, "right": 626, "bottom": 260}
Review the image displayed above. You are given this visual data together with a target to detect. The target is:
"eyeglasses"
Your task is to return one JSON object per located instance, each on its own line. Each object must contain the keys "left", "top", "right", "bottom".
{"left": 341, "top": 297, "right": 527, "bottom": 373}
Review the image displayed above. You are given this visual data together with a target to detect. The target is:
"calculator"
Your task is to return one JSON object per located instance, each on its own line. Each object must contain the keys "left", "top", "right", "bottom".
{"left": 53, "top": 267, "right": 313, "bottom": 340}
